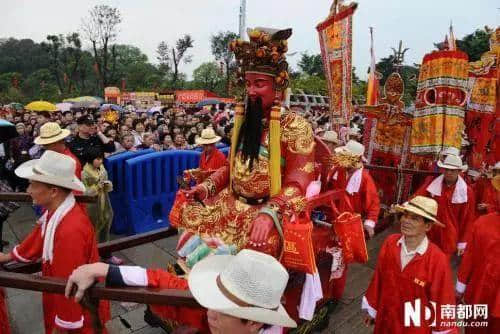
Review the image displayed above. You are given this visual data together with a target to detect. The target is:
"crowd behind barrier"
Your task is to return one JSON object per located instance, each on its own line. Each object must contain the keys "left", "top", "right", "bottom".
{"left": 1, "top": 103, "right": 332, "bottom": 235}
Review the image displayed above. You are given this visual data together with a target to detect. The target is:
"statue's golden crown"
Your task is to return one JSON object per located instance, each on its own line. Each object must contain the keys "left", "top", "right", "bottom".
{"left": 229, "top": 27, "right": 292, "bottom": 91}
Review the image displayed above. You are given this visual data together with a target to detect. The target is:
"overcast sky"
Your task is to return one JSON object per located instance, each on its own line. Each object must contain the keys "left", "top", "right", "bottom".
{"left": 2, "top": 0, "right": 498, "bottom": 80}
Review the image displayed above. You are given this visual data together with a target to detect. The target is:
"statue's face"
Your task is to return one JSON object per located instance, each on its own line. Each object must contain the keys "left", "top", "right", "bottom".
{"left": 245, "top": 72, "right": 276, "bottom": 111}
{"left": 386, "top": 90, "right": 402, "bottom": 104}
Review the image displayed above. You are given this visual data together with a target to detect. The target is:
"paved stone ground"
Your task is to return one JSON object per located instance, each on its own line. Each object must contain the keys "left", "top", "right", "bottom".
{"left": 2, "top": 205, "right": 457, "bottom": 333}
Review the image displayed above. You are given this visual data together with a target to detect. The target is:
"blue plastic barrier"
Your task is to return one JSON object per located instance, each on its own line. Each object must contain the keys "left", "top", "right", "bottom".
{"left": 104, "top": 149, "right": 154, "bottom": 234}
{"left": 220, "top": 146, "right": 230, "bottom": 157}
{"left": 124, "top": 150, "right": 201, "bottom": 234}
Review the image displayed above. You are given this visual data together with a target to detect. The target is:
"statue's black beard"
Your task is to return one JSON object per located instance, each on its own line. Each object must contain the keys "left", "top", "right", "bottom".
{"left": 236, "top": 97, "right": 264, "bottom": 171}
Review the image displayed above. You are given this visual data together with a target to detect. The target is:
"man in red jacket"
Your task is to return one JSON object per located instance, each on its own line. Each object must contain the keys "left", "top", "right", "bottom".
{"left": 456, "top": 175, "right": 500, "bottom": 333}
{"left": 35, "top": 122, "right": 82, "bottom": 180}
{"left": 328, "top": 140, "right": 380, "bottom": 299}
{"left": 0, "top": 151, "right": 109, "bottom": 333}
{"left": 477, "top": 162, "right": 500, "bottom": 214}
{"left": 330, "top": 140, "right": 380, "bottom": 238}
{"left": 362, "top": 196, "right": 457, "bottom": 334}
{"left": 414, "top": 154, "right": 475, "bottom": 258}
{"left": 196, "top": 127, "right": 227, "bottom": 171}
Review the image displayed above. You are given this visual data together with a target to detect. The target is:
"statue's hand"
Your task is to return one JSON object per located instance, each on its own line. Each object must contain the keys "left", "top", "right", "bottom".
{"left": 249, "top": 214, "right": 275, "bottom": 246}
{"left": 182, "top": 184, "right": 207, "bottom": 201}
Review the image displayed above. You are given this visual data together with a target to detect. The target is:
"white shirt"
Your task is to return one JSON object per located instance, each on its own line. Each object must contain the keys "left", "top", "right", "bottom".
{"left": 397, "top": 236, "right": 428, "bottom": 270}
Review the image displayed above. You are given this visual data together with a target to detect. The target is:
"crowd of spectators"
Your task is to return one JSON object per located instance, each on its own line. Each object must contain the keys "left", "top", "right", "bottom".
{"left": 0, "top": 104, "right": 238, "bottom": 190}
{"left": 1, "top": 102, "right": 365, "bottom": 194}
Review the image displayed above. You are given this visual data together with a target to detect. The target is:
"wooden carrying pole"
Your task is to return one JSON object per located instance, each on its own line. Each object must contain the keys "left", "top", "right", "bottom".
{"left": 0, "top": 271, "right": 199, "bottom": 307}
{"left": 364, "top": 164, "right": 440, "bottom": 176}
{"left": 0, "top": 192, "right": 96, "bottom": 203}
{"left": 3, "top": 227, "right": 178, "bottom": 273}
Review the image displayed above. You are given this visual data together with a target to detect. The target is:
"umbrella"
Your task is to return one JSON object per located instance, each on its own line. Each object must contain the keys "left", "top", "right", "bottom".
{"left": 7, "top": 102, "right": 23, "bottom": 110}
{"left": 196, "top": 98, "right": 221, "bottom": 108}
{"left": 25, "top": 101, "right": 58, "bottom": 112}
{"left": 64, "top": 96, "right": 103, "bottom": 109}
{"left": 147, "top": 106, "right": 163, "bottom": 114}
{"left": 0, "top": 119, "right": 19, "bottom": 143}
{"left": 91, "top": 96, "right": 105, "bottom": 104}
{"left": 56, "top": 102, "right": 73, "bottom": 112}
{"left": 100, "top": 104, "right": 125, "bottom": 113}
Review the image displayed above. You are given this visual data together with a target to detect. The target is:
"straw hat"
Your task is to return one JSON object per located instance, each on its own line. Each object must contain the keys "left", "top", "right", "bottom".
{"left": 195, "top": 128, "right": 221, "bottom": 145}
{"left": 322, "top": 130, "right": 339, "bottom": 144}
{"left": 335, "top": 140, "right": 365, "bottom": 157}
{"left": 492, "top": 175, "right": 500, "bottom": 191}
{"left": 394, "top": 196, "right": 445, "bottom": 227}
{"left": 34, "top": 122, "right": 70, "bottom": 145}
{"left": 15, "top": 150, "right": 85, "bottom": 192}
{"left": 188, "top": 249, "right": 297, "bottom": 328}
{"left": 440, "top": 147, "right": 460, "bottom": 157}
{"left": 437, "top": 154, "right": 467, "bottom": 171}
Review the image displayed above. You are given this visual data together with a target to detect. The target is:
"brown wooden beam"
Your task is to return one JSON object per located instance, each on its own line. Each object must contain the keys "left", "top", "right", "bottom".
{"left": 0, "top": 192, "right": 97, "bottom": 203}
{"left": 0, "top": 271, "right": 200, "bottom": 307}
{"left": 3, "top": 227, "right": 178, "bottom": 274}
{"left": 364, "top": 164, "right": 439, "bottom": 176}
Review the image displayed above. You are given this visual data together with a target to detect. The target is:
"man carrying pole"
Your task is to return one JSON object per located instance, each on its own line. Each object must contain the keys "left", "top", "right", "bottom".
{"left": 0, "top": 151, "right": 110, "bottom": 333}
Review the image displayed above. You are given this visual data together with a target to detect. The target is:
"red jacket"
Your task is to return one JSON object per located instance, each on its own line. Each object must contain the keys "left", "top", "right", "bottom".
{"left": 63, "top": 146, "right": 82, "bottom": 180}
{"left": 363, "top": 234, "right": 457, "bottom": 334}
{"left": 11, "top": 203, "right": 110, "bottom": 333}
{"left": 478, "top": 181, "right": 498, "bottom": 214}
{"left": 415, "top": 177, "right": 476, "bottom": 256}
{"left": 330, "top": 168, "right": 381, "bottom": 226}
{"left": 199, "top": 148, "right": 226, "bottom": 171}
{"left": 457, "top": 213, "right": 500, "bottom": 328}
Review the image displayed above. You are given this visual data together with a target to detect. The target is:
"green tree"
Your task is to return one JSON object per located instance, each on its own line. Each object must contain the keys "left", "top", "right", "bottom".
{"left": 297, "top": 53, "right": 325, "bottom": 78}
{"left": 192, "top": 62, "right": 224, "bottom": 92}
{"left": 457, "top": 28, "right": 491, "bottom": 61}
{"left": 0, "top": 38, "right": 50, "bottom": 76}
{"left": 211, "top": 31, "right": 238, "bottom": 96}
{"left": 81, "top": 5, "right": 122, "bottom": 90}
{"left": 156, "top": 35, "right": 194, "bottom": 88}
{"left": 112, "top": 45, "right": 160, "bottom": 91}
{"left": 41, "top": 33, "right": 85, "bottom": 94}
{"left": 291, "top": 75, "right": 328, "bottom": 95}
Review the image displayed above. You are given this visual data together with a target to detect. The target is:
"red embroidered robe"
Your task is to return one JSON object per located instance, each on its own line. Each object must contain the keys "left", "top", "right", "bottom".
{"left": 363, "top": 234, "right": 457, "bottom": 334}
{"left": 10, "top": 204, "right": 110, "bottom": 333}
{"left": 457, "top": 212, "right": 500, "bottom": 334}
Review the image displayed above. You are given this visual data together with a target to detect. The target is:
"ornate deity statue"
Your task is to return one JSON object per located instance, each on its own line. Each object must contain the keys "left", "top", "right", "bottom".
{"left": 466, "top": 27, "right": 500, "bottom": 169}
{"left": 171, "top": 27, "right": 315, "bottom": 258}
{"left": 357, "top": 72, "right": 412, "bottom": 204}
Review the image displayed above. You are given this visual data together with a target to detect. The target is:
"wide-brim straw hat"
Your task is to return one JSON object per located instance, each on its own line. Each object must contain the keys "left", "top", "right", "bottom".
{"left": 188, "top": 249, "right": 297, "bottom": 328}
{"left": 335, "top": 140, "right": 365, "bottom": 157}
{"left": 394, "top": 196, "right": 445, "bottom": 227}
{"left": 322, "top": 130, "right": 339, "bottom": 144}
{"left": 34, "top": 122, "right": 70, "bottom": 145}
{"left": 196, "top": 128, "right": 221, "bottom": 145}
{"left": 15, "top": 150, "right": 85, "bottom": 192}
{"left": 437, "top": 154, "right": 467, "bottom": 171}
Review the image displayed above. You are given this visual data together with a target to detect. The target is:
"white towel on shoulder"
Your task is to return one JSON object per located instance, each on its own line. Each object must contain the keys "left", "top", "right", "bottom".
{"left": 39, "top": 193, "right": 76, "bottom": 263}
{"left": 426, "top": 175, "right": 468, "bottom": 204}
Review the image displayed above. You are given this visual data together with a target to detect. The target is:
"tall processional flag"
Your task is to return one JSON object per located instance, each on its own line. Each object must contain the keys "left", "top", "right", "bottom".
{"left": 366, "top": 27, "right": 379, "bottom": 106}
